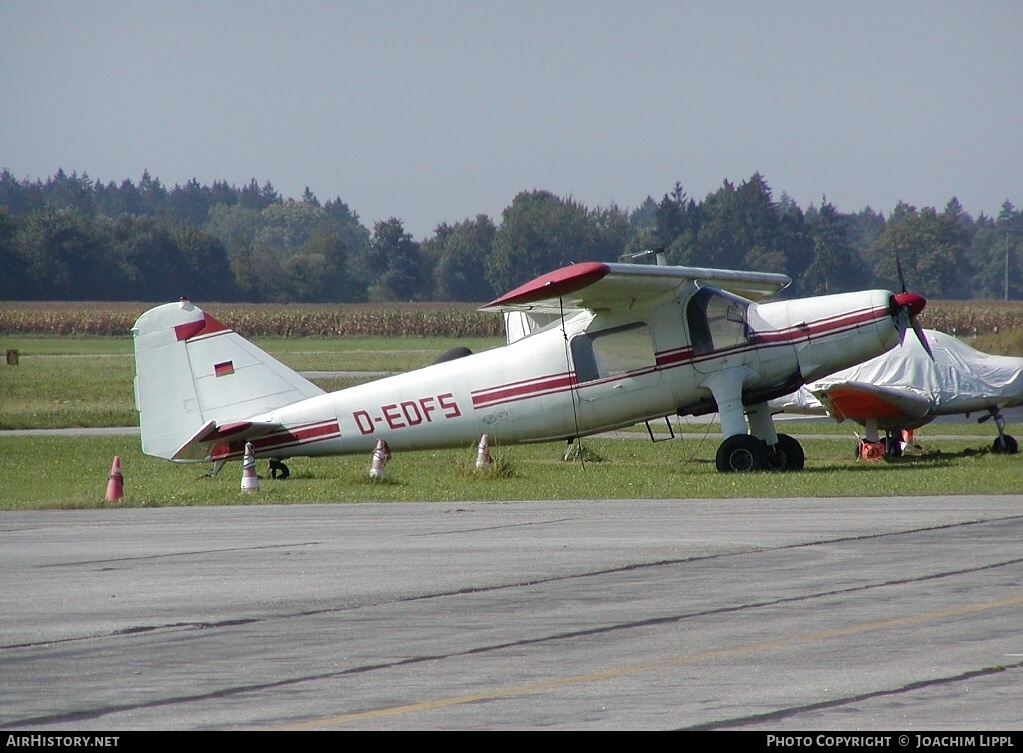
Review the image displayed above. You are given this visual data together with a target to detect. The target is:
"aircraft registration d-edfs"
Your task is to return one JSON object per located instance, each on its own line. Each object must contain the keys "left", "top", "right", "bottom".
{"left": 132, "top": 259, "right": 926, "bottom": 475}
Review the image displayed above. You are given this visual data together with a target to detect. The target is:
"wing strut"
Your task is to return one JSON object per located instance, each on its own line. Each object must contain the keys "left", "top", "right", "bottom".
{"left": 559, "top": 295, "right": 586, "bottom": 465}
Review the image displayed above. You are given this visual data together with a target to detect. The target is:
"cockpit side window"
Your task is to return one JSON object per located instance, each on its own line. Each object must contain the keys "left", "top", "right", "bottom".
{"left": 686, "top": 287, "right": 751, "bottom": 355}
{"left": 570, "top": 322, "right": 655, "bottom": 384}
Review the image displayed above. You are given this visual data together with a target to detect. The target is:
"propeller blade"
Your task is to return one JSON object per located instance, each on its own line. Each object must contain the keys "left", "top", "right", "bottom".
{"left": 910, "top": 316, "right": 935, "bottom": 360}
{"left": 889, "top": 291, "right": 933, "bottom": 359}
{"left": 895, "top": 250, "right": 908, "bottom": 293}
{"left": 890, "top": 252, "right": 933, "bottom": 359}
{"left": 887, "top": 290, "right": 937, "bottom": 360}
{"left": 896, "top": 307, "right": 909, "bottom": 345}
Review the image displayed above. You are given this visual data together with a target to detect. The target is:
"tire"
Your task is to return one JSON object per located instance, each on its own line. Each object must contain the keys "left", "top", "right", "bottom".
{"left": 766, "top": 434, "right": 805, "bottom": 471}
{"left": 716, "top": 434, "right": 768, "bottom": 473}
{"left": 992, "top": 434, "right": 1019, "bottom": 455}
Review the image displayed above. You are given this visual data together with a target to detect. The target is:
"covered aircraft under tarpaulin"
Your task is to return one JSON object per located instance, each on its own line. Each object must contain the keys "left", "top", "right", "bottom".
{"left": 133, "top": 259, "right": 926, "bottom": 475}
{"left": 774, "top": 329, "right": 1023, "bottom": 456}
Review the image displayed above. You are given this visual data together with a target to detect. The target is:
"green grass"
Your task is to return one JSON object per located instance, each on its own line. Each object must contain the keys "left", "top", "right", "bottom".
{"left": 1, "top": 334, "right": 136, "bottom": 355}
{"left": 971, "top": 329, "right": 1023, "bottom": 357}
{"left": 3, "top": 332, "right": 1023, "bottom": 509}
{"left": 251, "top": 335, "right": 502, "bottom": 372}
{"left": 1, "top": 435, "right": 1017, "bottom": 511}
{"left": 1, "top": 354, "right": 137, "bottom": 428}
{"left": 609, "top": 415, "right": 1014, "bottom": 438}
{"left": 0, "top": 335, "right": 503, "bottom": 429}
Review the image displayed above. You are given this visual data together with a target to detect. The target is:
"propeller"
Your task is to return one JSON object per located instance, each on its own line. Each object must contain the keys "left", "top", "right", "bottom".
{"left": 890, "top": 250, "right": 934, "bottom": 359}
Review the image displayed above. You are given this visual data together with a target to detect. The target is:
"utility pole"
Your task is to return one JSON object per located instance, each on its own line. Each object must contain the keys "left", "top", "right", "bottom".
{"left": 1006, "top": 224, "right": 1011, "bottom": 301}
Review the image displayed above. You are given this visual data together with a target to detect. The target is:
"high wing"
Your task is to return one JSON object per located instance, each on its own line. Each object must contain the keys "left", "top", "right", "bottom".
{"left": 480, "top": 261, "right": 791, "bottom": 315}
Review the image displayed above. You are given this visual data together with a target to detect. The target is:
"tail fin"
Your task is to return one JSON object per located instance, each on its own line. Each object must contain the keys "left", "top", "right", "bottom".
{"left": 132, "top": 299, "right": 324, "bottom": 460}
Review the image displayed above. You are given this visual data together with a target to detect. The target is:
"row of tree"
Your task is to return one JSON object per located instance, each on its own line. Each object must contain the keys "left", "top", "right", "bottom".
{"left": 1, "top": 168, "right": 1020, "bottom": 303}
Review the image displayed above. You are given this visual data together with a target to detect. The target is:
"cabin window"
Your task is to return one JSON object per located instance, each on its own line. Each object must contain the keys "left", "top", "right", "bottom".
{"left": 571, "top": 323, "right": 655, "bottom": 384}
{"left": 686, "top": 286, "right": 751, "bottom": 355}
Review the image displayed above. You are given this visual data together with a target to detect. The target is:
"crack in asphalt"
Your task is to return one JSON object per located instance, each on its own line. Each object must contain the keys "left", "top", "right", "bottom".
{"left": 4, "top": 516, "right": 1022, "bottom": 728}
{"left": 686, "top": 662, "right": 1023, "bottom": 730}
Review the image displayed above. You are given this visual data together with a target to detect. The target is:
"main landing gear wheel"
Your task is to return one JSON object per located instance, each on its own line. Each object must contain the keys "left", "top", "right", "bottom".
{"left": 992, "top": 434, "right": 1018, "bottom": 455}
{"left": 765, "top": 433, "right": 805, "bottom": 471}
{"left": 716, "top": 434, "right": 769, "bottom": 472}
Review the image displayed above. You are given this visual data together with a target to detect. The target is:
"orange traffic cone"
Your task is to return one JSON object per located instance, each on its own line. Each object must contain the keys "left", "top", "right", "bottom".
{"left": 475, "top": 434, "right": 491, "bottom": 470}
{"left": 241, "top": 442, "right": 260, "bottom": 493}
{"left": 859, "top": 440, "right": 884, "bottom": 462}
{"left": 105, "top": 456, "right": 124, "bottom": 502}
{"left": 369, "top": 439, "right": 391, "bottom": 479}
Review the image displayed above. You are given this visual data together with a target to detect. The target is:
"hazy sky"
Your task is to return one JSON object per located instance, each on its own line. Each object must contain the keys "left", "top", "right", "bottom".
{"left": 2, "top": 1, "right": 1020, "bottom": 239}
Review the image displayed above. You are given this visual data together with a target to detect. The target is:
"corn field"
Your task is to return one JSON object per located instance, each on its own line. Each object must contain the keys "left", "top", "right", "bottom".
{"left": 0, "top": 302, "right": 505, "bottom": 338}
{"left": 916, "top": 302, "right": 1023, "bottom": 336}
{"left": 4, "top": 300, "right": 1023, "bottom": 339}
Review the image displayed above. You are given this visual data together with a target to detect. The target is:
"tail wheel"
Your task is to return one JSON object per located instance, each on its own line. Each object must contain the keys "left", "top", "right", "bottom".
{"left": 716, "top": 434, "right": 768, "bottom": 473}
{"left": 269, "top": 458, "right": 290, "bottom": 480}
{"left": 766, "top": 434, "right": 805, "bottom": 471}
{"left": 992, "top": 434, "right": 1018, "bottom": 455}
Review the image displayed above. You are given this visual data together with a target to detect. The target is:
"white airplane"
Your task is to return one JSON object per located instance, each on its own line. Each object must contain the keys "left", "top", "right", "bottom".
{"left": 131, "top": 260, "right": 926, "bottom": 475}
{"left": 774, "top": 328, "right": 1023, "bottom": 457}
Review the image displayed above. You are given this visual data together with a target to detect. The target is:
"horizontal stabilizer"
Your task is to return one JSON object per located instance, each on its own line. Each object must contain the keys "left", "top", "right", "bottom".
{"left": 171, "top": 419, "right": 285, "bottom": 462}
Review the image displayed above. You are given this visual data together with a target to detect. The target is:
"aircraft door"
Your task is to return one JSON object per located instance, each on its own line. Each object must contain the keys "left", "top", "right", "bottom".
{"left": 686, "top": 286, "right": 755, "bottom": 374}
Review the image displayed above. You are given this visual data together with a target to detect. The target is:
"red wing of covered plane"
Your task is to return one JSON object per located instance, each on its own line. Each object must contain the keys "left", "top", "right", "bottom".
{"left": 774, "top": 329, "right": 1023, "bottom": 456}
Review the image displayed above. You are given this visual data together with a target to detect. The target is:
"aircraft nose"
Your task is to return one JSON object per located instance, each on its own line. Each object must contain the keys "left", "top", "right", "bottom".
{"left": 892, "top": 291, "right": 926, "bottom": 317}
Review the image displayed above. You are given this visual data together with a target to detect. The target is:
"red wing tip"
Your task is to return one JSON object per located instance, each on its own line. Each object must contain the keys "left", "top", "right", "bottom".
{"left": 485, "top": 262, "right": 611, "bottom": 308}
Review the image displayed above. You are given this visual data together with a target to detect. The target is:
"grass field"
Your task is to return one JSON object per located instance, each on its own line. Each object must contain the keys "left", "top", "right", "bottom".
{"left": 1, "top": 434, "right": 1016, "bottom": 510}
{"left": 2, "top": 329, "right": 1022, "bottom": 509}
{"left": 0, "top": 334, "right": 504, "bottom": 429}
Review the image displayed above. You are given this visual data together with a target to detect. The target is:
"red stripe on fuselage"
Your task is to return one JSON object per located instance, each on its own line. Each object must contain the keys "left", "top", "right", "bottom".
{"left": 211, "top": 419, "right": 341, "bottom": 460}
{"left": 472, "top": 372, "right": 577, "bottom": 409}
{"left": 751, "top": 305, "right": 880, "bottom": 344}
{"left": 471, "top": 305, "right": 891, "bottom": 410}
{"left": 655, "top": 346, "right": 695, "bottom": 368}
